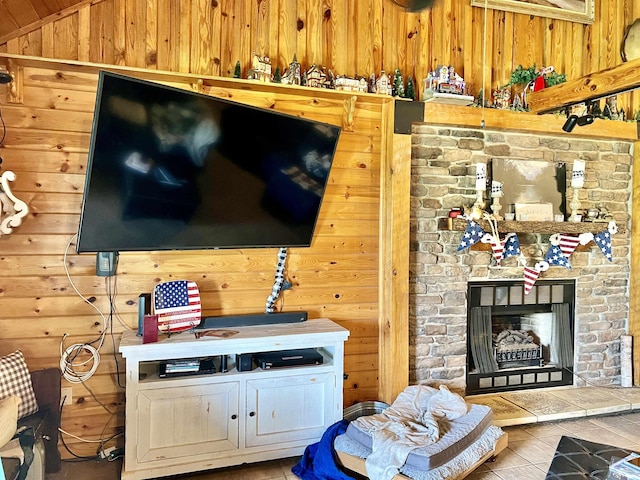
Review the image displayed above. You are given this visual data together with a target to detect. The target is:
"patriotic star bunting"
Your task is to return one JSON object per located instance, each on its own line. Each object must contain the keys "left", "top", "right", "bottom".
{"left": 594, "top": 230, "right": 613, "bottom": 262}
{"left": 503, "top": 234, "right": 521, "bottom": 260}
{"left": 457, "top": 220, "right": 486, "bottom": 251}
{"left": 545, "top": 244, "right": 571, "bottom": 269}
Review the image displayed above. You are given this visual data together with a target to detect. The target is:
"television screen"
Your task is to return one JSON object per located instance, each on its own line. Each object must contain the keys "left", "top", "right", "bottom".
{"left": 76, "top": 71, "right": 341, "bottom": 253}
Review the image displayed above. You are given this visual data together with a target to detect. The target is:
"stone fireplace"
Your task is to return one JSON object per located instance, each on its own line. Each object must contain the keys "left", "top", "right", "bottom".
{"left": 409, "top": 124, "right": 632, "bottom": 394}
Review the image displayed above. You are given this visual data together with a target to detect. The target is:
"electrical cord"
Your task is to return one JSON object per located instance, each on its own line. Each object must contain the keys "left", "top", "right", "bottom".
{"left": 61, "top": 234, "right": 108, "bottom": 383}
{"left": 106, "top": 275, "right": 126, "bottom": 389}
{"left": 0, "top": 104, "right": 5, "bottom": 146}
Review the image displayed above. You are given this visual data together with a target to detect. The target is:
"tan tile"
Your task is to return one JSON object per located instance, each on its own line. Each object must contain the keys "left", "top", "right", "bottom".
{"left": 506, "top": 438, "right": 558, "bottom": 464}
{"left": 573, "top": 427, "right": 637, "bottom": 450}
{"left": 620, "top": 411, "right": 640, "bottom": 423}
{"left": 502, "top": 426, "right": 535, "bottom": 441}
{"left": 486, "top": 447, "right": 531, "bottom": 470}
{"left": 465, "top": 470, "right": 503, "bottom": 480}
{"left": 589, "top": 414, "right": 633, "bottom": 428}
{"left": 552, "top": 417, "right": 602, "bottom": 433}
{"left": 534, "top": 433, "right": 565, "bottom": 448}
{"left": 491, "top": 463, "right": 547, "bottom": 480}
{"left": 520, "top": 422, "right": 568, "bottom": 438}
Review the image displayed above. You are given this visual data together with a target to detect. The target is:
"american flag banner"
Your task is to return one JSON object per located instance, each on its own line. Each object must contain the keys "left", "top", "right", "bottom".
{"left": 557, "top": 234, "right": 581, "bottom": 258}
{"left": 490, "top": 237, "right": 504, "bottom": 265}
{"left": 545, "top": 244, "right": 571, "bottom": 269}
{"left": 457, "top": 220, "right": 486, "bottom": 251}
{"left": 523, "top": 267, "right": 540, "bottom": 295}
{"left": 503, "top": 234, "right": 521, "bottom": 260}
{"left": 594, "top": 230, "right": 613, "bottom": 262}
{"left": 153, "top": 280, "right": 202, "bottom": 333}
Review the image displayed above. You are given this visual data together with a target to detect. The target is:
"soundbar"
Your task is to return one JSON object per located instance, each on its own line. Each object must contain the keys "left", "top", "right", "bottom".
{"left": 195, "top": 311, "right": 308, "bottom": 329}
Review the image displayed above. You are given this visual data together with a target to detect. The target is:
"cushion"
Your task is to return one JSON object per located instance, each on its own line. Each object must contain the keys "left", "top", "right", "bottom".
{"left": 0, "top": 350, "right": 38, "bottom": 419}
{"left": 341, "top": 403, "right": 494, "bottom": 471}
{"left": 0, "top": 395, "right": 20, "bottom": 446}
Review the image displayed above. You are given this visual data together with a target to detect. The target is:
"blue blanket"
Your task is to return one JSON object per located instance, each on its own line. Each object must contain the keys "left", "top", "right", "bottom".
{"left": 292, "top": 420, "right": 355, "bottom": 480}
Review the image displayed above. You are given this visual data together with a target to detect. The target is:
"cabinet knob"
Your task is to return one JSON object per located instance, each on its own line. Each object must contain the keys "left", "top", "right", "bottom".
{"left": 249, "top": 411, "right": 256, "bottom": 417}
{"left": 231, "top": 414, "right": 238, "bottom": 420}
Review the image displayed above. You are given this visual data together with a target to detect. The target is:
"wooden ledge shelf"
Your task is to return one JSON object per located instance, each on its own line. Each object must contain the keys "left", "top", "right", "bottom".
{"left": 439, "top": 217, "right": 625, "bottom": 235}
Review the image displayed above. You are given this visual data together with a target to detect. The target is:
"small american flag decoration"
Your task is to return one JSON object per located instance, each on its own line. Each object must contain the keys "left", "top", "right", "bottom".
{"left": 153, "top": 280, "right": 202, "bottom": 333}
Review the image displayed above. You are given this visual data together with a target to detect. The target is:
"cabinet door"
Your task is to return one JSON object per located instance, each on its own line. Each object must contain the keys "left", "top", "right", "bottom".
{"left": 245, "top": 372, "right": 335, "bottom": 448}
{"left": 137, "top": 381, "right": 239, "bottom": 463}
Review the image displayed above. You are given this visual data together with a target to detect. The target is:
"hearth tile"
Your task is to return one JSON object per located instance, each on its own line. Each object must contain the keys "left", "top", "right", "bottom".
{"left": 466, "top": 394, "right": 537, "bottom": 426}
{"left": 603, "top": 387, "right": 640, "bottom": 408}
{"left": 546, "top": 387, "right": 630, "bottom": 416}
{"left": 499, "top": 391, "right": 586, "bottom": 422}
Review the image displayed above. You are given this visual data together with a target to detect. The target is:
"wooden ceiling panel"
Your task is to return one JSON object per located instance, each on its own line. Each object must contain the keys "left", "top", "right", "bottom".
{"left": 2, "top": 0, "right": 40, "bottom": 28}
{"left": 0, "top": 0, "right": 94, "bottom": 43}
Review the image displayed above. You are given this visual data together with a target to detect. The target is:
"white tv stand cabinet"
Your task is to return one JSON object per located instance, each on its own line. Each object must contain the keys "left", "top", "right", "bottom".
{"left": 119, "top": 318, "right": 349, "bottom": 480}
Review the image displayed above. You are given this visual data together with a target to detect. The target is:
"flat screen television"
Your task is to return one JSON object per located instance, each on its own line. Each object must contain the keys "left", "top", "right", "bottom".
{"left": 76, "top": 71, "right": 341, "bottom": 253}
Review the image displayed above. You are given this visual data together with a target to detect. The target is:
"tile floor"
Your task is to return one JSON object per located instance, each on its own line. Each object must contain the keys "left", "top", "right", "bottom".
{"left": 46, "top": 386, "right": 640, "bottom": 480}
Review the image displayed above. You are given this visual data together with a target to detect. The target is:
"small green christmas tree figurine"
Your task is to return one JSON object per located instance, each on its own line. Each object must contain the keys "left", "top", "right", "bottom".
{"left": 273, "top": 66, "right": 282, "bottom": 83}
{"left": 405, "top": 76, "right": 416, "bottom": 100}
{"left": 233, "top": 61, "right": 242, "bottom": 79}
{"left": 393, "top": 68, "right": 405, "bottom": 98}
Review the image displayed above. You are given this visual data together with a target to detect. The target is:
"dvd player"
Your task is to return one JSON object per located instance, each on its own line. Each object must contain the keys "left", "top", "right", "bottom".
{"left": 254, "top": 348, "right": 323, "bottom": 369}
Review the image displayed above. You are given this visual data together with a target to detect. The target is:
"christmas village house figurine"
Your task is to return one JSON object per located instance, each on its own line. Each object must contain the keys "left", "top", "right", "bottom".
{"left": 281, "top": 54, "right": 302, "bottom": 86}
{"left": 306, "top": 64, "right": 334, "bottom": 89}
{"left": 334, "top": 75, "right": 369, "bottom": 93}
{"left": 422, "top": 65, "right": 474, "bottom": 105}
{"left": 247, "top": 53, "right": 272, "bottom": 82}
{"left": 374, "top": 71, "right": 393, "bottom": 96}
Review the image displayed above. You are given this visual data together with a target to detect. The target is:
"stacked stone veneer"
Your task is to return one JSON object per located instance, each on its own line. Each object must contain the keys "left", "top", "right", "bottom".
{"left": 409, "top": 124, "right": 633, "bottom": 394}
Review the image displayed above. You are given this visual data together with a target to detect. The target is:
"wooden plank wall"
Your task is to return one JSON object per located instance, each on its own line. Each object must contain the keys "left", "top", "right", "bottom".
{"left": 0, "top": 58, "right": 388, "bottom": 457}
{"left": 2, "top": 0, "right": 640, "bottom": 114}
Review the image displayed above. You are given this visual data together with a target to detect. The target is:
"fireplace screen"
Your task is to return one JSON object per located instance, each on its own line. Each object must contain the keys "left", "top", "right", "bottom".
{"left": 466, "top": 280, "right": 575, "bottom": 395}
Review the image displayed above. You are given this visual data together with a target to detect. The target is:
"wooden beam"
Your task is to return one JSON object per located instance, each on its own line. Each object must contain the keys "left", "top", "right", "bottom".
{"left": 528, "top": 56, "right": 640, "bottom": 114}
{"left": 421, "top": 103, "right": 638, "bottom": 141}
{"left": 378, "top": 105, "right": 411, "bottom": 404}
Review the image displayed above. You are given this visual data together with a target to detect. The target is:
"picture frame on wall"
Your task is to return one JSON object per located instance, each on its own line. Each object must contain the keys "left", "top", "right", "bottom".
{"left": 471, "top": 0, "right": 595, "bottom": 25}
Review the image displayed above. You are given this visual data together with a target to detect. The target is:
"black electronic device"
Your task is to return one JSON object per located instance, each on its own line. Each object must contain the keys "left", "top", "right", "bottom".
{"left": 76, "top": 71, "right": 341, "bottom": 253}
{"left": 159, "top": 358, "right": 216, "bottom": 378}
{"left": 137, "top": 293, "right": 151, "bottom": 336}
{"left": 254, "top": 348, "right": 323, "bottom": 370}
{"left": 236, "top": 353, "right": 255, "bottom": 372}
{"left": 196, "top": 311, "right": 308, "bottom": 330}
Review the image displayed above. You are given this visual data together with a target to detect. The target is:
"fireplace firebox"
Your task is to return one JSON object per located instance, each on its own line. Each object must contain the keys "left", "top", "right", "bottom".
{"left": 466, "top": 279, "right": 575, "bottom": 395}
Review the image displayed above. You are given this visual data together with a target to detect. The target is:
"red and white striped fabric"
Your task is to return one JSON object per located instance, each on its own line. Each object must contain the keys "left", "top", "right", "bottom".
{"left": 558, "top": 234, "right": 581, "bottom": 258}
{"left": 153, "top": 280, "right": 202, "bottom": 333}
{"left": 490, "top": 238, "right": 504, "bottom": 265}
{"left": 523, "top": 267, "right": 540, "bottom": 295}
